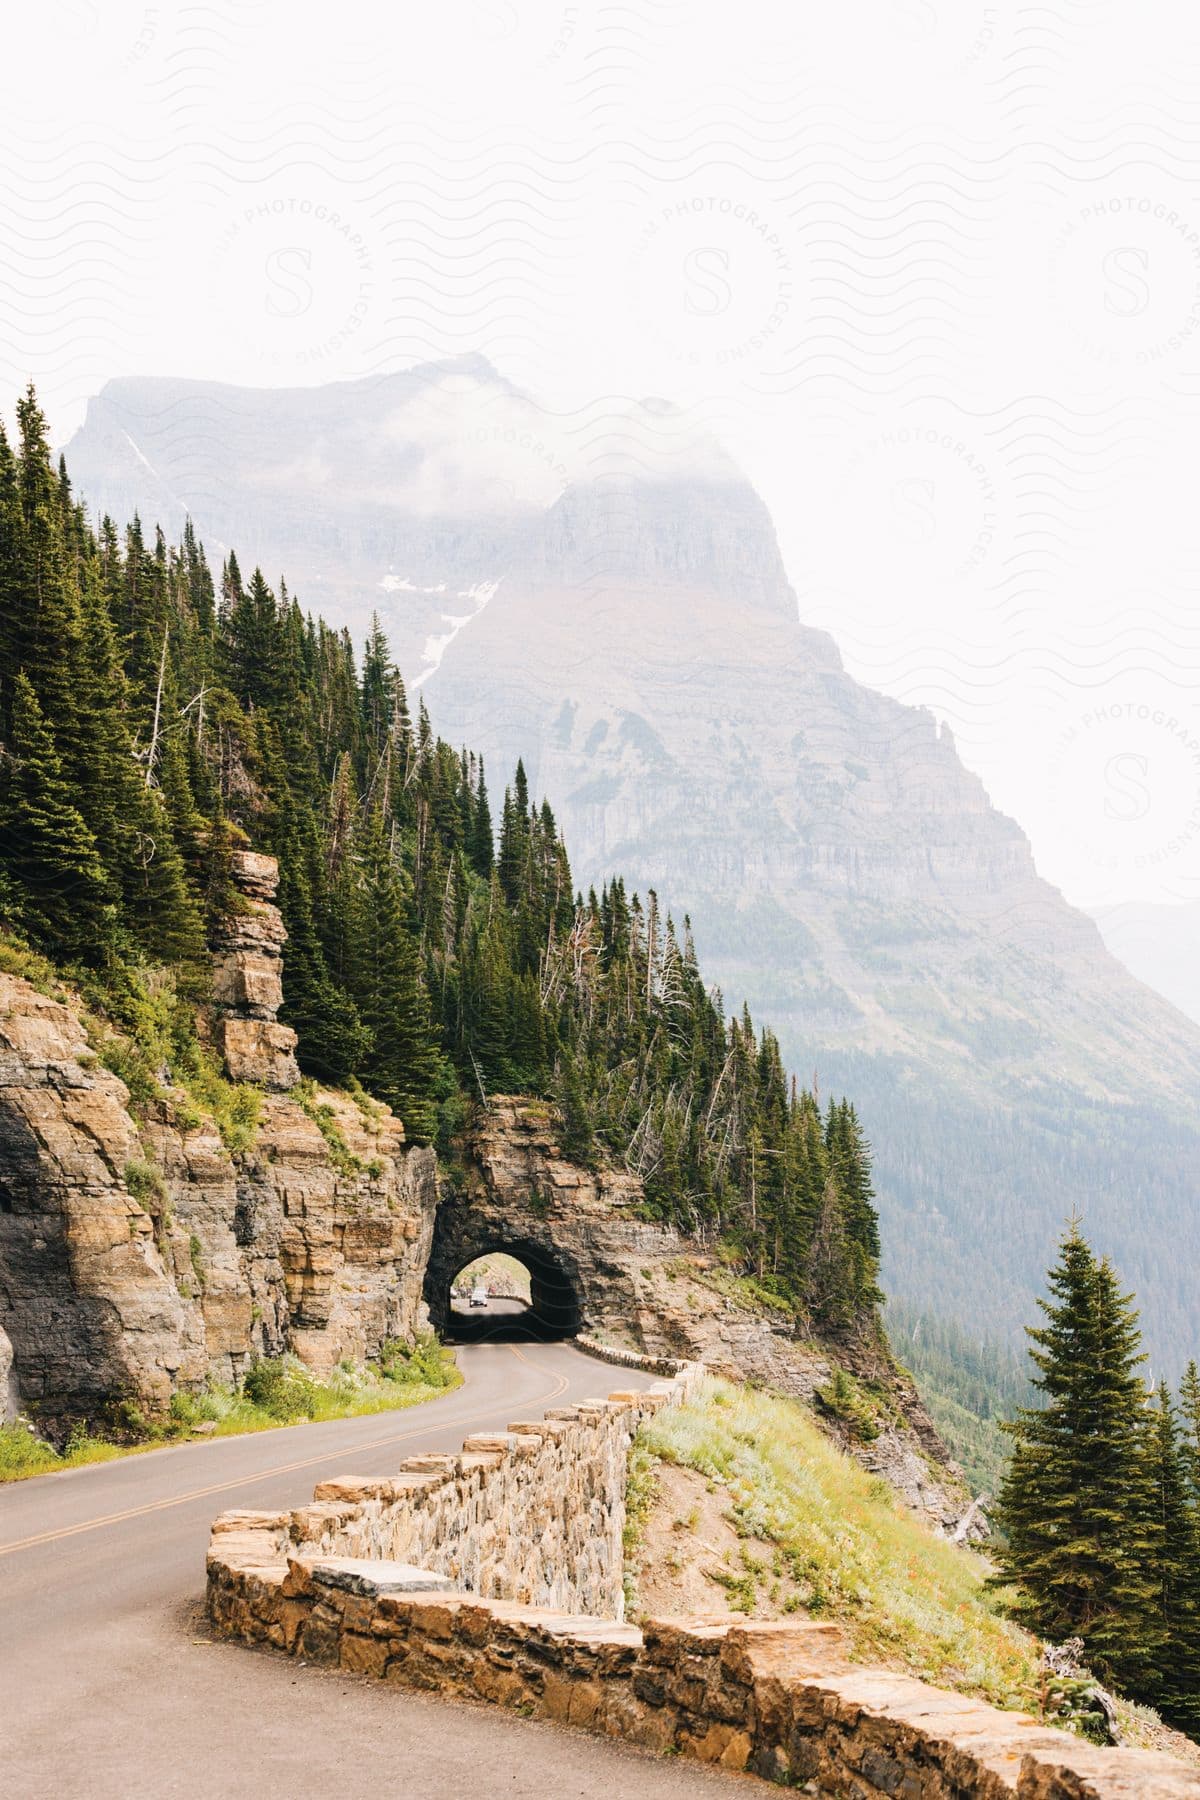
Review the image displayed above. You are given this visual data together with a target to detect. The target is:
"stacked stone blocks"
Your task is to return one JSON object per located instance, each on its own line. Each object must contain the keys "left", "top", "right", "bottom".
{"left": 211, "top": 850, "right": 300, "bottom": 1091}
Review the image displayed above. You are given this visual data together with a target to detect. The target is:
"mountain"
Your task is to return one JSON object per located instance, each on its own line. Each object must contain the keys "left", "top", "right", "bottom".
{"left": 62, "top": 357, "right": 564, "bottom": 675}
{"left": 1091, "top": 901, "right": 1200, "bottom": 1031}
{"left": 64, "top": 360, "right": 1200, "bottom": 1370}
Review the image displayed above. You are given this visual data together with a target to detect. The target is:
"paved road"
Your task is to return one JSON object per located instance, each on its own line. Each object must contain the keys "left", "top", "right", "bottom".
{"left": 1, "top": 1340, "right": 743, "bottom": 1798}
{"left": 447, "top": 1293, "right": 549, "bottom": 1342}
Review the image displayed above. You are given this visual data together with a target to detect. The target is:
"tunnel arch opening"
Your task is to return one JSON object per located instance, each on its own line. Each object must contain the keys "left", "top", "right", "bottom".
{"left": 427, "top": 1235, "right": 583, "bottom": 1343}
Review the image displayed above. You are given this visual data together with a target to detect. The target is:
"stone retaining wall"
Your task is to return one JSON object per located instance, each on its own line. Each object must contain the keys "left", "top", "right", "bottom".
{"left": 208, "top": 1362, "right": 703, "bottom": 1623}
{"left": 572, "top": 1332, "right": 691, "bottom": 1378}
{"left": 206, "top": 1551, "right": 1200, "bottom": 1797}
{"left": 206, "top": 1354, "right": 1200, "bottom": 1799}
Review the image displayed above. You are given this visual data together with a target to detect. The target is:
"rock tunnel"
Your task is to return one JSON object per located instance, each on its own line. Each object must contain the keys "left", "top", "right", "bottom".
{"left": 424, "top": 1222, "right": 583, "bottom": 1342}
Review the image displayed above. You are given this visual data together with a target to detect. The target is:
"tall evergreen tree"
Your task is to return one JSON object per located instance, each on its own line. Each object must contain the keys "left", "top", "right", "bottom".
{"left": 350, "top": 810, "right": 442, "bottom": 1142}
{"left": 1181, "top": 1360, "right": 1200, "bottom": 1497}
{"left": 0, "top": 673, "right": 112, "bottom": 959}
{"left": 993, "top": 1225, "right": 1159, "bottom": 1692}
{"left": 1144, "top": 1382, "right": 1200, "bottom": 1731}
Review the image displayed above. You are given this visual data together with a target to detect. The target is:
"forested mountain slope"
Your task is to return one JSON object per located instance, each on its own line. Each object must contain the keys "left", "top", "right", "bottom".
{"left": 63, "top": 360, "right": 1200, "bottom": 1372}
{"left": 0, "top": 386, "right": 881, "bottom": 1341}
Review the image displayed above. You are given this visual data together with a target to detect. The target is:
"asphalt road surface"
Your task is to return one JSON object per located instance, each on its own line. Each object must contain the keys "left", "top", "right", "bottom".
{"left": 447, "top": 1294, "right": 544, "bottom": 1342}
{"left": 1, "top": 1339, "right": 744, "bottom": 1798}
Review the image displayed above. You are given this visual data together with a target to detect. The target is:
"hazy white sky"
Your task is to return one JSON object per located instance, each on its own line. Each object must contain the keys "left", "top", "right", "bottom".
{"left": 5, "top": 0, "right": 1200, "bottom": 916}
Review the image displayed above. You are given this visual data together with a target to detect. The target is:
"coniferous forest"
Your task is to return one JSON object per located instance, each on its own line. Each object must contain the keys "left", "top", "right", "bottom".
{"left": 0, "top": 387, "right": 880, "bottom": 1334}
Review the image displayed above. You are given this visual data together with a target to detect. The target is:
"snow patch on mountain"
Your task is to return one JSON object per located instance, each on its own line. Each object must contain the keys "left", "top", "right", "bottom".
{"left": 402, "top": 578, "right": 500, "bottom": 687}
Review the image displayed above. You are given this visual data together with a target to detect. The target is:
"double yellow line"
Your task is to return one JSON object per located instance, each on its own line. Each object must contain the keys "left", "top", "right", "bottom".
{"left": 0, "top": 1345, "right": 569, "bottom": 1561}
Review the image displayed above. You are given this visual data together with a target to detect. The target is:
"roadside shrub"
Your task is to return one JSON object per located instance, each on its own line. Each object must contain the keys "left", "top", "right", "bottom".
{"left": 0, "top": 1415, "right": 128, "bottom": 1479}
{"left": 242, "top": 1355, "right": 319, "bottom": 1421}
{"left": 169, "top": 1384, "right": 231, "bottom": 1429}
{"left": 380, "top": 1332, "right": 451, "bottom": 1388}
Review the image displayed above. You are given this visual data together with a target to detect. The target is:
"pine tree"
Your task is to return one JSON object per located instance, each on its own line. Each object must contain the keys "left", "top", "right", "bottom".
{"left": 7, "top": 388, "right": 89, "bottom": 758}
{"left": 559, "top": 1048, "right": 594, "bottom": 1164}
{"left": 350, "top": 810, "right": 442, "bottom": 1142}
{"left": 1144, "top": 1382, "right": 1200, "bottom": 1731}
{"left": 276, "top": 848, "right": 370, "bottom": 1085}
{"left": 467, "top": 756, "right": 489, "bottom": 874}
{"left": 223, "top": 567, "right": 281, "bottom": 709}
{"left": 1181, "top": 1361, "right": 1200, "bottom": 1497}
{"left": 360, "top": 612, "right": 392, "bottom": 756}
{"left": 122, "top": 780, "right": 206, "bottom": 965}
{"left": 0, "top": 673, "right": 112, "bottom": 959}
{"left": 992, "top": 1225, "right": 1159, "bottom": 1692}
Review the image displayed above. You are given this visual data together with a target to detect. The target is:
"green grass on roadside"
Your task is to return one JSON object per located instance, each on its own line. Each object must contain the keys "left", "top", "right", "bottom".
{"left": 0, "top": 1419, "right": 127, "bottom": 1481}
{"left": 639, "top": 1375, "right": 1040, "bottom": 1714}
{"left": 0, "top": 1339, "right": 460, "bottom": 1483}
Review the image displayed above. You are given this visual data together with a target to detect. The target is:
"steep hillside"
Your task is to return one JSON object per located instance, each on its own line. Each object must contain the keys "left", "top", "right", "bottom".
{"left": 64, "top": 361, "right": 1200, "bottom": 1370}
{"left": 627, "top": 1377, "right": 1200, "bottom": 1768}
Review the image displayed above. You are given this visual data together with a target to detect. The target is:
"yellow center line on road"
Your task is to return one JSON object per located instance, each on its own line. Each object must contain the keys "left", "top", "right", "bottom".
{"left": 0, "top": 1346, "right": 572, "bottom": 1560}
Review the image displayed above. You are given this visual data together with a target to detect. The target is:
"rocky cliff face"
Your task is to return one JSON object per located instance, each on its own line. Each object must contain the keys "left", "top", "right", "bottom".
{"left": 423, "top": 481, "right": 1200, "bottom": 1367}
{"left": 0, "top": 860, "right": 437, "bottom": 1427}
{"left": 433, "top": 1098, "right": 966, "bottom": 1525}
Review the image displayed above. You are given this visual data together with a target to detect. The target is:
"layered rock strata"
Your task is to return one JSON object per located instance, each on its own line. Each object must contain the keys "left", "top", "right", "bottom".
{"left": 0, "top": 971, "right": 436, "bottom": 1423}
{"left": 433, "top": 1098, "right": 967, "bottom": 1524}
{"left": 211, "top": 850, "right": 299, "bottom": 1091}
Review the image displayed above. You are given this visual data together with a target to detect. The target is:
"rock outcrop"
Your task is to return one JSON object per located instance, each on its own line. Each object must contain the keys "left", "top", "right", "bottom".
{"left": 426, "top": 1097, "right": 685, "bottom": 1341}
{"left": 0, "top": 969, "right": 436, "bottom": 1426}
{"left": 211, "top": 850, "right": 300, "bottom": 1091}
{"left": 432, "top": 1098, "right": 968, "bottom": 1526}
{"left": 0, "top": 1321, "right": 17, "bottom": 1422}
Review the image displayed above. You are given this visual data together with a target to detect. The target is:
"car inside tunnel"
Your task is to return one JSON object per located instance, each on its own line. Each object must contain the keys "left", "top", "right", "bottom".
{"left": 429, "top": 1240, "right": 583, "bottom": 1343}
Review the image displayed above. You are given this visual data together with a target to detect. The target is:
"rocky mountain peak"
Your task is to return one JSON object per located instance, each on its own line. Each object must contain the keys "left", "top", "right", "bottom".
{"left": 62, "top": 364, "right": 1200, "bottom": 1367}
